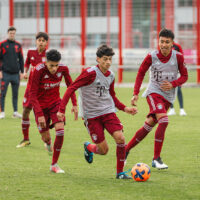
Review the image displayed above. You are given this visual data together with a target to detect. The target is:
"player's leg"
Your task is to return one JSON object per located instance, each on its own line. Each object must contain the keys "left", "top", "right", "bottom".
{"left": 83, "top": 118, "right": 106, "bottom": 163}
{"left": 152, "top": 112, "right": 169, "bottom": 169}
{"left": 177, "top": 86, "right": 187, "bottom": 116}
{"left": 111, "top": 130, "right": 131, "bottom": 179}
{"left": 50, "top": 122, "right": 65, "bottom": 173}
{"left": 126, "top": 116, "right": 155, "bottom": 155}
{"left": 16, "top": 106, "right": 32, "bottom": 148}
{"left": 11, "top": 74, "right": 21, "bottom": 118}
{"left": 0, "top": 73, "right": 10, "bottom": 118}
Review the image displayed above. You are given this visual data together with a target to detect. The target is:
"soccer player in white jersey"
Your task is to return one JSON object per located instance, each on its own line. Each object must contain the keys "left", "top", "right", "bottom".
{"left": 57, "top": 44, "right": 138, "bottom": 179}
{"left": 125, "top": 28, "right": 188, "bottom": 169}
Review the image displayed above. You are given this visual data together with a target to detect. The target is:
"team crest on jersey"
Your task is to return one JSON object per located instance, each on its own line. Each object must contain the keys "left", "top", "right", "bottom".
{"left": 44, "top": 74, "right": 49, "bottom": 79}
{"left": 57, "top": 72, "right": 62, "bottom": 77}
{"left": 157, "top": 103, "right": 163, "bottom": 110}
{"left": 92, "top": 134, "right": 97, "bottom": 141}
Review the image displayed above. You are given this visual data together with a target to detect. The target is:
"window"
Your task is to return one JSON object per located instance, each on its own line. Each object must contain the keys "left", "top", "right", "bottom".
{"left": 178, "top": 0, "right": 193, "bottom": 7}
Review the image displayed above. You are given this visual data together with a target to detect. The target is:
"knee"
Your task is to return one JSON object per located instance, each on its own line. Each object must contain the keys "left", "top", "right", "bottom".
{"left": 99, "top": 146, "right": 109, "bottom": 155}
{"left": 41, "top": 132, "right": 51, "bottom": 143}
{"left": 23, "top": 108, "right": 31, "bottom": 118}
{"left": 115, "top": 134, "right": 125, "bottom": 144}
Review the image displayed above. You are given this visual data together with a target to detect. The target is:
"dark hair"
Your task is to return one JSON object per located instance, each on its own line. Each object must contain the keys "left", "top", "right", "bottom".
{"left": 96, "top": 44, "right": 115, "bottom": 58}
{"left": 36, "top": 32, "right": 49, "bottom": 41}
{"left": 159, "top": 28, "right": 174, "bottom": 40}
{"left": 46, "top": 49, "right": 61, "bottom": 62}
{"left": 7, "top": 26, "right": 16, "bottom": 33}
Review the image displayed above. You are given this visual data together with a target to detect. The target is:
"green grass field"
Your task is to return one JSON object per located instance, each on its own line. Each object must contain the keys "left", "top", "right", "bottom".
{"left": 0, "top": 85, "right": 199, "bottom": 200}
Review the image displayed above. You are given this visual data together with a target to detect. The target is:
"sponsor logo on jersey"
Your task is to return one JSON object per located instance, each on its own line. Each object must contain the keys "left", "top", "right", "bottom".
{"left": 92, "top": 134, "right": 97, "bottom": 141}
{"left": 157, "top": 103, "right": 163, "bottom": 110}
{"left": 31, "top": 56, "right": 35, "bottom": 60}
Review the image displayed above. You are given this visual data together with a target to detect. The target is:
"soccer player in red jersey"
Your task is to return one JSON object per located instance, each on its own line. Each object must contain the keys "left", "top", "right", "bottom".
{"left": 125, "top": 28, "right": 188, "bottom": 169}
{"left": 16, "top": 32, "right": 48, "bottom": 148}
{"left": 30, "top": 49, "right": 78, "bottom": 173}
{"left": 57, "top": 44, "right": 138, "bottom": 179}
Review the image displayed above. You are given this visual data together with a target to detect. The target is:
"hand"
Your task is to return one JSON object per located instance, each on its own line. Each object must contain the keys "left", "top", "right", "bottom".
{"left": 38, "top": 116, "right": 46, "bottom": 129}
{"left": 20, "top": 73, "right": 24, "bottom": 80}
{"left": 124, "top": 107, "right": 138, "bottom": 115}
{"left": 160, "top": 80, "right": 173, "bottom": 91}
{"left": 131, "top": 95, "right": 138, "bottom": 106}
{"left": 71, "top": 106, "right": 78, "bottom": 121}
{"left": 24, "top": 72, "right": 28, "bottom": 79}
{"left": 57, "top": 111, "right": 65, "bottom": 121}
{"left": 0, "top": 71, "right": 2, "bottom": 79}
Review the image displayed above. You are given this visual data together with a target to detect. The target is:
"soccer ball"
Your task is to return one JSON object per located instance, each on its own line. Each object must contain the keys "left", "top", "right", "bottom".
{"left": 131, "top": 163, "right": 151, "bottom": 182}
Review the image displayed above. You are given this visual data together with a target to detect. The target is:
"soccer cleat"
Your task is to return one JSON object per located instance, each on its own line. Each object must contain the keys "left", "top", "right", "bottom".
{"left": 44, "top": 143, "right": 53, "bottom": 155}
{"left": 50, "top": 163, "right": 65, "bottom": 174}
{"left": 167, "top": 108, "right": 176, "bottom": 116}
{"left": 116, "top": 172, "right": 132, "bottom": 179}
{"left": 179, "top": 109, "right": 187, "bottom": 116}
{"left": 0, "top": 112, "right": 5, "bottom": 119}
{"left": 84, "top": 142, "right": 93, "bottom": 164}
{"left": 16, "top": 140, "right": 31, "bottom": 148}
{"left": 13, "top": 112, "right": 22, "bottom": 118}
{"left": 152, "top": 157, "right": 168, "bottom": 169}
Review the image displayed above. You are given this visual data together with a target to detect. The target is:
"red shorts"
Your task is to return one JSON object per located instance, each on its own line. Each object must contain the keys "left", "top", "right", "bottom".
{"left": 23, "top": 87, "right": 33, "bottom": 109}
{"left": 34, "top": 102, "right": 65, "bottom": 133}
{"left": 84, "top": 113, "right": 123, "bottom": 144}
{"left": 146, "top": 93, "right": 171, "bottom": 120}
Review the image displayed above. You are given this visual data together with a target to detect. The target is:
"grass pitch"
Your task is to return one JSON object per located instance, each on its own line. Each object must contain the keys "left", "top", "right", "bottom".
{"left": 0, "top": 85, "right": 199, "bottom": 200}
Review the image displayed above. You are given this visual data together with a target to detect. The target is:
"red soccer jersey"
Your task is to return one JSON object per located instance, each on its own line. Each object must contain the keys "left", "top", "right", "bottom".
{"left": 30, "top": 63, "right": 77, "bottom": 117}
{"left": 25, "top": 48, "right": 46, "bottom": 89}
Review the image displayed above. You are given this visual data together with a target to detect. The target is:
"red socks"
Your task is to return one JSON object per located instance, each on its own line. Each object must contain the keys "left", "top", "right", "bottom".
{"left": 116, "top": 143, "right": 126, "bottom": 174}
{"left": 154, "top": 116, "right": 169, "bottom": 159}
{"left": 22, "top": 118, "right": 30, "bottom": 140}
{"left": 52, "top": 129, "right": 64, "bottom": 165}
{"left": 126, "top": 122, "right": 153, "bottom": 152}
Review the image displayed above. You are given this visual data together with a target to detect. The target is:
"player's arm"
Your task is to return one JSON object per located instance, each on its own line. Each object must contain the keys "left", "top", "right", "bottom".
{"left": 19, "top": 44, "right": 24, "bottom": 80}
{"left": 172, "top": 54, "right": 188, "bottom": 87}
{"left": 29, "top": 67, "right": 44, "bottom": 118}
{"left": 161, "top": 54, "right": 188, "bottom": 91}
{"left": 57, "top": 69, "right": 96, "bottom": 121}
{"left": 24, "top": 50, "right": 31, "bottom": 79}
{"left": 63, "top": 66, "right": 78, "bottom": 120}
{"left": 109, "top": 79, "right": 138, "bottom": 115}
{"left": 132, "top": 54, "right": 152, "bottom": 106}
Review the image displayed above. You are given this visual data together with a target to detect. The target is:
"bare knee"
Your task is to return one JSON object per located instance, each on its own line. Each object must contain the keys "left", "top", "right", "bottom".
{"left": 113, "top": 131, "right": 125, "bottom": 144}
{"left": 41, "top": 132, "right": 51, "bottom": 143}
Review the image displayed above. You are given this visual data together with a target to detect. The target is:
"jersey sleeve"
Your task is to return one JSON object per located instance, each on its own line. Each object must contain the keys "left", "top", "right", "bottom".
{"left": 59, "top": 69, "right": 96, "bottom": 114}
{"left": 63, "top": 66, "right": 77, "bottom": 106}
{"left": 24, "top": 50, "right": 31, "bottom": 71}
{"left": 134, "top": 54, "right": 152, "bottom": 95}
{"left": 171, "top": 54, "right": 188, "bottom": 87}
{"left": 29, "top": 67, "right": 44, "bottom": 117}
{"left": 109, "top": 79, "right": 126, "bottom": 111}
